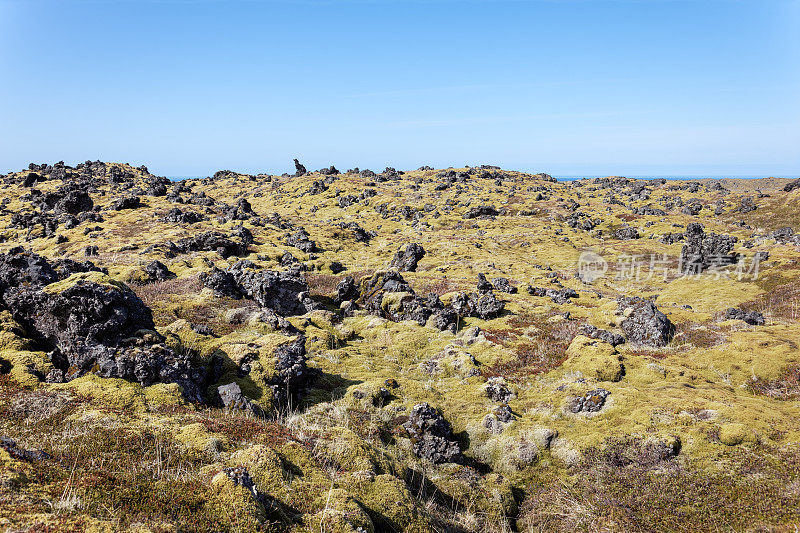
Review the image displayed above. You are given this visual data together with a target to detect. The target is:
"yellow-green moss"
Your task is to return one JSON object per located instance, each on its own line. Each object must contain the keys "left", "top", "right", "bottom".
{"left": 562, "top": 335, "right": 624, "bottom": 382}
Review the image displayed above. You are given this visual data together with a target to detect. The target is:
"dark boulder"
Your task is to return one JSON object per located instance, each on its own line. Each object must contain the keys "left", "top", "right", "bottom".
{"left": 54, "top": 189, "right": 94, "bottom": 216}
{"left": 224, "top": 198, "right": 255, "bottom": 221}
{"left": 2, "top": 265, "right": 203, "bottom": 400}
{"left": 308, "top": 180, "right": 328, "bottom": 195}
{"left": 335, "top": 276, "right": 358, "bottom": 305}
{"left": 737, "top": 196, "right": 757, "bottom": 213}
{"left": 270, "top": 336, "right": 311, "bottom": 406}
{"left": 22, "top": 172, "right": 45, "bottom": 188}
{"left": 429, "top": 307, "right": 459, "bottom": 333}
{"left": 143, "top": 260, "right": 175, "bottom": 283}
{"left": 0, "top": 249, "right": 60, "bottom": 293}
{"left": 771, "top": 227, "right": 797, "bottom": 244}
{"left": 163, "top": 207, "right": 205, "bottom": 224}
{"left": 450, "top": 291, "right": 505, "bottom": 319}
{"left": 679, "top": 223, "right": 739, "bottom": 274}
{"left": 286, "top": 229, "right": 316, "bottom": 253}
{"left": 388, "top": 243, "right": 426, "bottom": 272}
{"left": 228, "top": 261, "right": 315, "bottom": 316}
{"left": 612, "top": 226, "right": 640, "bottom": 240}
{"left": 724, "top": 308, "right": 765, "bottom": 326}
{"left": 293, "top": 159, "right": 307, "bottom": 177}
{"left": 145, "top": 177, "right": 169, "bottom": 196}
{"left": 280, "top": 252, "right": 298, "bottom": 267}
{"left": 568, "top": 389, "right": 610, "bottom": 413}
{"left": 199, "top": 267, "right": 242, "bottom": 299}
{"left": 784, "top": 179, "right": 800, "bottom": 193}
{"left": 491, "top": 277, "right": 517, "bottom": 294}
{"left": 318, "top": 165, "right": 339, "bottom": 176}
{"left": 403, "top": 403, "right": 463, "bottom": 464}
{"left": 566, "top": 212, "right": 601, "bottom": 231}
{"left": 618, "top": 297, "right": 674, "bottom": 347}
{"left": 527, "top": 286, "right": 578, "bottom": 304}
{"left": 581, "top": 324, "right": 625, "bottom": 347}
{"left": 218, "top": 382, "right": 263, "bottom": 416}
{"left": 111, "top": 195, "right": 142, "bottom": 210}
{"left": 336, "top": 222, "right": 372, "bottom": 243}
{"left": 463, "top": 205, "right": 499, "bottom": 219}
{"left": 660, "top": 232, "right": 684, "bottom": 245}
{"left": 50, "top": 258, "right": 106, "bottom": 280}
{"left": 0, "top": 436, "right": 51, "bottom": 463}
{"left": 485, "top": 377, "right": 514, "bottom": 403}
{"left": 175, "top": 231, "right": 248, "bottom": 259}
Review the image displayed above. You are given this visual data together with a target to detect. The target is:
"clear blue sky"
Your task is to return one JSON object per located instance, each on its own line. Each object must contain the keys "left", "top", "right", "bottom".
{"left": 1, "top": 0, "right": 798, "bottom": 177}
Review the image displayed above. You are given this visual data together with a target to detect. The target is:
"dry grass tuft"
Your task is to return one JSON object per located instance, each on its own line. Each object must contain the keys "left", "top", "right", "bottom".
{"left": 484, "top": 313, "right": 582, "bottom": 378}
{"left": 746, "top": 364, "right": 800, "bottom": 400}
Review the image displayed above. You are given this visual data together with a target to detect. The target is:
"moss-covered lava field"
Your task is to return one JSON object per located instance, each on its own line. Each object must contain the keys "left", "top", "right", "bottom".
{"left": 1, "top": 160, "right": 799, "bottom": 532}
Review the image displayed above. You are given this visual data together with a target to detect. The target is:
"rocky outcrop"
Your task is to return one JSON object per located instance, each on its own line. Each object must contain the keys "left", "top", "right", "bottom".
{"left": 335, "top": 276, "right": 358, "bottom": 305}
{"left": 217, "top": 382, "right": 263, "bottom": 416}
{"left": 228, "top": 261, "right": 315, "bottom": 316}
{"left": 485, "top": 377, "right": 515, "bottom": 403}
{"left": 201, "top": 261, "right": 315, "bottom": 316}
{"left": 286, "top": 229, "right": 316, "bottom": 253}
{"left": 402, "top": 403, "right": 463, "bottom": 464}
{"left": 223, "top": 198, "right": 255, "bottom": 221}
{"left": 270, "top": 336, "right": 311, "bottom": 407}
{"left": 490, "top": 277, "right": 517, "bottom": 294}
{"left": 388, "top": 243, "right": 426, "bottom": 272}
{"left": 527, "top": 286, "right": 578, "bottom": 304}
{"left": 612, "top": 226, "right": 640, "bottom": 240}
{"left": 737, "top": 196, "right": 756, "bottom": 213}
{"left": 463, "top": 205, "right": 499, "bottom": 219}
{"left": 318, "top": 165, "right": 339, "bottom": 176}
{"left": 566, "top": 212, "right": 601, "bottom": 231}
{"left": 568, "top": 389, "right": 610, "bottom": 413}
{"left": 143, "top": 260, "right": 174, "bottom": 283}
{"left": 175, "top": 231, "right": 248, "bottom": 259}
{"left": 618, "top": 297, "right": 674, "bottom": 347}
{"left": 449, "top": 291, "right": 505, "bottom": 320}
{"left": 293, "top": 159, "right": 307, "bottom": 177}
{"left": 0, "top": 250, "right": 203, "bottom": 400}
{"left": 581, "top": 324, "right": 625, "bottom": 347}
{"left": 336, "top": 222, "right": 373, "bottom": 243}
{"left": 110, "top": 195, "right": 142, "bottom": 210}
{"left": 163, "top": 208, "right": 206, "bottom": 224}
{"left": 772, "top": 227, "right": 800, "bottom": 245}
{"left": 680, "top": 223, "right": 739, "bottom": 273}
{"left": 724, "top": 308, "right": 765, "bottom": 326}
{"left": 784, "top": 178, "right": 800, "bottom": 193}
{"left": 199, "top": 267, "right": 242, "bottom": 299}
{"left": 44, "top": 186, "right": 95, "bottom": 216}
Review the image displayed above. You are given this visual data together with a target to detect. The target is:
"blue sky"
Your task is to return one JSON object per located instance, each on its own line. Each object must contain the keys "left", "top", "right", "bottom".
{"left": 0, "top": 0, "right": 798, "bottom": 177}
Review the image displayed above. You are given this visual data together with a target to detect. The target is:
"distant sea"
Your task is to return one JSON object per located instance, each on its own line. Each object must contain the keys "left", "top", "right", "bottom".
{"left": 166, "top": 174, "right": 799, "bottom": 182}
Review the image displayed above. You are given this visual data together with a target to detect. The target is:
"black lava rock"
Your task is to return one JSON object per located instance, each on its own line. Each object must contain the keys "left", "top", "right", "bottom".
{"left": 403, "top": 403, "right": 463, "bottom": 464}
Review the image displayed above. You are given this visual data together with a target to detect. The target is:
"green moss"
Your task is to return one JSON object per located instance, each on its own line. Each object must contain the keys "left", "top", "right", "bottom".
{"left": 562, "top": 335, "right": 624, "bottom": 382}
{"left": 176, "top": 422, "right": 228, "bottom": 456}
{"left": 229, "top": 444, "right": 287, "bottom": 498}
{"left": 207, "top": 471, "right": 268, "bottom": 530}
{"left": 42, "top": 271, "right": 131, "bottom": 294}
{"left": 300, "top": 487, "right": 374, "bottom": 533}
{"left": 345, "top": 472, "right": 432, "bottom": 533}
